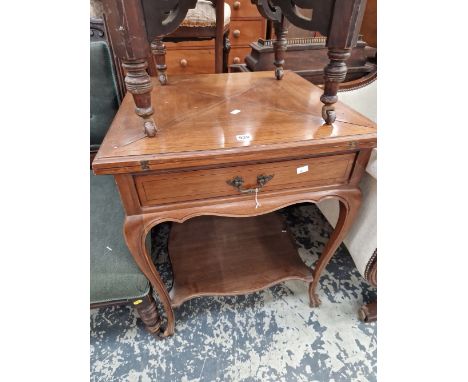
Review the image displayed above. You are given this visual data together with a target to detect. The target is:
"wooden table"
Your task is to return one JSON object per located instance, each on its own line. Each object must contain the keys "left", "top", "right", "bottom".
{"left": 93, "top": 70, "right": 377, "bottom": 337}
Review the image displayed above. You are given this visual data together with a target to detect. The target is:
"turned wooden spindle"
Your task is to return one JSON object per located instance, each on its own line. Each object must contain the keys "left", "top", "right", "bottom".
{"left": 320, "top": 48, "right": 351, "bottom": 124}
{"left": 122, "top": 60, "right": 157, "bottom": 137}
{"left": 151, "top": 37, "right": 168, "bottom": 85}
{"left": 273, "top": 17, "right": 288, "bottom": 80}
{"left": 133, "top": 294, "right": 162, "bottom": 334}
{"left": 102, "top": 0, "right": 158, "bottom": 138}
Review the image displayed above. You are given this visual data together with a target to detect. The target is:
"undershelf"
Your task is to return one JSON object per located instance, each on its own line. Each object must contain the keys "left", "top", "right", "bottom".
{"left": 168, "top": 213, "right": 313, "bottom": 307}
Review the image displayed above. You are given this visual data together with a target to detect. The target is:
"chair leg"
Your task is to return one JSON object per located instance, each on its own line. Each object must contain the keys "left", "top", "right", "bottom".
{"left": 151, "top": 37, "right": 168, "bottom": 85}
{"left": 132, "top": 293, "right": 162, "bottom": 334}
{"left": 223, "top": 33, "right": 231, "bottom": 73}
{"left": 320, "top": 48, "right": 351, "bottom": 124}
{"left": 273, "top": 16, "right": 288, "bottom": 80}
{"left": 359, "top": 300, "right": 377, "bottom": 322}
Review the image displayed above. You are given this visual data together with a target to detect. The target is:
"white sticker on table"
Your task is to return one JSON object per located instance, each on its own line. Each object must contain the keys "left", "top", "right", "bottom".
{"left": 230, "top": 109, "right": 241, "bottom": 115}
{"left": 236, "top": 134, "right": 252, "bottom": 142}
{"left": 297, "top": 165, "right": 309, "bottom": 174}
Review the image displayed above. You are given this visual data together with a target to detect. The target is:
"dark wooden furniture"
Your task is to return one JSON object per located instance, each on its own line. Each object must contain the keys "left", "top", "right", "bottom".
{"left": 148, "top": 0, "right": 229, "bottom": 84}
{"left": 92, "top": 71, "right": 377, "bottom": 336}
{"left": 231, "top": 35, "right": 376, "bottom": 86}
{"left": 101, "top": 0, "right": 368, "bottom": 138}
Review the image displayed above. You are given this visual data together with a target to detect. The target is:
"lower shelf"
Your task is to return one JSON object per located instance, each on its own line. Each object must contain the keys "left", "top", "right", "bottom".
{"left": 168, "top": 213, "right": 313, "bottom": 307}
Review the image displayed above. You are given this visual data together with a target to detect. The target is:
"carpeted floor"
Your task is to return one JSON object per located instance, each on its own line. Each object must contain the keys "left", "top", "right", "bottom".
{"left": 90, "top": 204, "right": 377, "bottom": 382}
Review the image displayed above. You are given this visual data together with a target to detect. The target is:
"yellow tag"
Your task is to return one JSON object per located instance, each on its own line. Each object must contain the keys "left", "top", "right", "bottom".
{"left": 133, "top": 299, "right": 143, "bottom": 305}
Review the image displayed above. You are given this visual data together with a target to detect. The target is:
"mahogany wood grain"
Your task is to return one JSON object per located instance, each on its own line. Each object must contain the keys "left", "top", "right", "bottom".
{"left": 168, "top": 214, "right": 313, "bottom": 307}
{"left": 93, "top": 71, "right": 376, "bottom": 174}
{"left": 134, "top": 153, "right": 355, "bottom": 206}
{"left": 93, "top": 71, "right": 377, "bottom": 336}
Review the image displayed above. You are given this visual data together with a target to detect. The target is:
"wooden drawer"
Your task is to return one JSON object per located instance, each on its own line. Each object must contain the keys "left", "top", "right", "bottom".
{"left": 229, "top": 20, "right": 265, "bottom": 47}
{"left": 230, "top": 47, "right": 252, "bottom": 65}
{"left": 135, "top": 154, "right": 356, "bottom": 206}
{"left": 166, "top": 48, "right": 216, "bottom": 75}
{"left": 226, "top": 0, "right": 262, "bottom": 19}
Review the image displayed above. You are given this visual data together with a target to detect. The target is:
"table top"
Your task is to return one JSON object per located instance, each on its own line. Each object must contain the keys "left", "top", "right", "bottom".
{"left": 93, "top": 71, "right": 376, "bottom": 174}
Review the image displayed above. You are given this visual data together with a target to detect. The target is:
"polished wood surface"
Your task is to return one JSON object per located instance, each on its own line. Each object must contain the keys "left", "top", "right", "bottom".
{"left": 93, "top": 71, "right": 376, "bottom": 174}
{"left": 135, "top": 153, "right": 355, "bottom": 206}
{"left": 93, "top": 70, "right": 376, "bottom": 336}
{"left": 168, "top": 214, "right": 312, "bottom": 307}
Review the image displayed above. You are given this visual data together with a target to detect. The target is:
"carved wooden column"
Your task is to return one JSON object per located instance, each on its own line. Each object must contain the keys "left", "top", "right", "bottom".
{"left": 102, "top": 0, "right": 157, "bottom": 137}
{"left": 151, "top": 37, "right": 168, "bottom": 85}
{"left": 273, "top": 16, "right": 288, "bottom": 80}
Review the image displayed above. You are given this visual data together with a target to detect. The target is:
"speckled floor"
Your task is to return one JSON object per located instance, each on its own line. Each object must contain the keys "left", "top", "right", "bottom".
{"left": 90, "top": 204, "right": 377, "bottom": 382}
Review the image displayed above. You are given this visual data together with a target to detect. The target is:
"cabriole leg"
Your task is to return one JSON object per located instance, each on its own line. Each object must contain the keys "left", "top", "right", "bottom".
{"left": 320, "top": 48, "right": 351, "bottom": 124}
{"left": 151, "top": 37, "right": 168, "bottom": 85}
{"left": 124, "top": 216, "right": 175, "bottom": 336}
{"left": 309, "top": 190, "right": 361, "bottom": 307}
{"left": 122, "top": 59, "right": 157, "bottom": 137}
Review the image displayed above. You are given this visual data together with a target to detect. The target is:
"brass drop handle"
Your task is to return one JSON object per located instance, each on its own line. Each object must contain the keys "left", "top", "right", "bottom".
{"left": 233, "top": 56, "right": 240, "bottom": 64}
{"left": 180, "top": 58, "right": 188, "bottom": 67}
{"left": 233, "top": 1, "right": 241, "bottom": 10}
{"left": 226, "top": 174, "right": 274, "bottom": 194}
{"left": 233, "top": 29, "right": 241, "bottom": 38}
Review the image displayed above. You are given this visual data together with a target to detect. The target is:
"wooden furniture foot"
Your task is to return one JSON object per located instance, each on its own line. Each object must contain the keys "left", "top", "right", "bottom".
{"left": 132, "top": 293, "right": 162, "bottom": 334}
{"left": 151, "top": 37, "right": 168, "bottom": 85}
{"left": 273, "top": 16, "right": 288, "bottom": 80}
{"left": 124, "top": 215, "right": 176, "bottom": 336}
{"left": 122, "top": 59, "right": 157, "bottom": 137}
{"left": 359, "top": 300, "right": 377, "bottom": 322}
{"left": 308, "top": 191, "right": 361, "bottom": 307}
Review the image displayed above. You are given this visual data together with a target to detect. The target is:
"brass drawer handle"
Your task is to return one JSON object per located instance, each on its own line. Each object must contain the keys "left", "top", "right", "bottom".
{"left": 180, "top": 58, "right": 188, "bottom": 67}
{"left": 233, "top": 1, "right": 240, "bottom": 10}
{"left": 226, "top": 174, "right": 274, "bottom": 193}
{"left": 233, "top": 29, "right": 241, "bottom": 38}
{"left": 233, "top": 56, "right": 241, "bottom": 64}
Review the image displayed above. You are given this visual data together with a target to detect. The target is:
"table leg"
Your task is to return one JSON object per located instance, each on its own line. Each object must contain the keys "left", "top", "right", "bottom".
{"left": 308, "top": 189, "right": 361, "bottom": 307}
{"left": 124, "top": 215, "right": 176, "bottom": 336}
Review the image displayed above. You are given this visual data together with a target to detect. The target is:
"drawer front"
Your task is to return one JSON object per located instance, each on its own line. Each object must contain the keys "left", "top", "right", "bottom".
{"left": 229, "top": 20, "right": 265, "bottom": 47}
{"left": 226, "top": 0, "right": 262, "bottom": 18}
{"left": 230, "top": 47, "right": 252, "bottom": 65}
{"left": 166, "top": 48, "right": 215, "bottom": 75}
{"left": 135, "top": 154, "right": 356, "bottom": 206}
